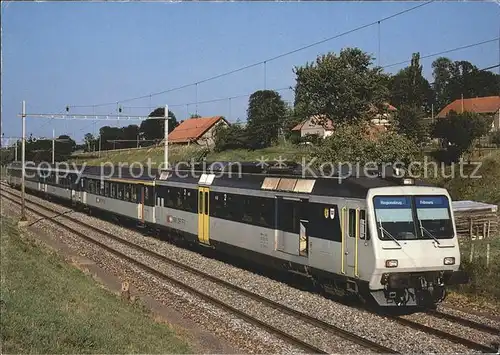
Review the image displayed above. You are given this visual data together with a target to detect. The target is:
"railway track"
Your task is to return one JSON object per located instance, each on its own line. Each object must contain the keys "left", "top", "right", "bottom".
{"left": 387, "top": 314, "right": 498, "bottom": 353}
{"left": 2, "top": 183, "right": 499, "bottom": 353}
{"left": 425, "top": 309, "right": 499, "bottom": 335}
{"left": 440, "top": 304, "right": 500, "bottom": 324}
{"left": 0, "top": 188, "right": 397, "bottom": 354}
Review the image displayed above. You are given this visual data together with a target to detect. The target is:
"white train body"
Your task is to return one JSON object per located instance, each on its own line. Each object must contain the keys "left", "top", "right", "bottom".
{"left": 5, "top": 162, "right": 468, "bottom": 307}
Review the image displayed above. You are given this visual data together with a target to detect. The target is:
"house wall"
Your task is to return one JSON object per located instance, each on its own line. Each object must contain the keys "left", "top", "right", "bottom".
{"left": 301, "top": 126, "right": 326, "bottom": 137}
{"left": 491, "top": 111, "right": 500, "bottom": 132}
{"left": 299, "top": 117, "right": 333, "bottom": 138}
{"left": 195, "top": 119, "right": 230, "bottom": 147}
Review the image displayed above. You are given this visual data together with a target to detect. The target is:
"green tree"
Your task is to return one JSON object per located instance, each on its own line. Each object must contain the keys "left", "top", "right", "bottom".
{"left": 213, "top": 123, "right": 249, "bottom": 152}
{"left": 0, "top": 147, "right": 14, "bottom": 166}
{"left": 432, "top": 57, "right": 500, "bottom": 111}
{"left": 246, "top": 90, "right": 287, "bottom": 149}
{"left": 313, "top": 123, "right": 418, "bottom": 165}
{"left": 389, "top": 53, "right": 434, "bottom": 113}
{"left": 139, "top": 108, "right": 178, "bottom": 145}
{"left": 121, "top": 124, "right": 140, "bottom": 148}
{"left": 84, "top": 133, "right": 96, "bottom": 152}
{"left": 489, "top": 131, "right": 500, "bottom": 148}
{"left": 54, "top": 135, "right": 76, "bottom": 161}
{"left": 393, "top": 105, "right": 428, "bottom": 142}
{"left": 281, "top": 104, "right": 303, "bottom": 142}
{"left": 99, "top": 126, "right": 122, "bottom": 150}
{"left": 294, "top": 48, "right": 389, "bottom": 124}
{"left": 431, "top": 111, "right": 492, "bottom": 162}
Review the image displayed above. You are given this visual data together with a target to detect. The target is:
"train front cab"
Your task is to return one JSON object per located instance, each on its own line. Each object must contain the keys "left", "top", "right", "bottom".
{"left": 366, "top": 187, "right": 468, "bottom": 307}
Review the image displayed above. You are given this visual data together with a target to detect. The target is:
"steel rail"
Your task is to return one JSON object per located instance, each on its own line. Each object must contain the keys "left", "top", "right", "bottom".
{"left": 388, "top": 315, "right": 498, "bottom": 353}
{"left": 1, "top": 189, "right": 397, "bottom": 354}
{"left": 426, "top": 309, "right": 499, "bottom": 335}
{"left": 4, "top": 183, "right": 497, "bottom": 353}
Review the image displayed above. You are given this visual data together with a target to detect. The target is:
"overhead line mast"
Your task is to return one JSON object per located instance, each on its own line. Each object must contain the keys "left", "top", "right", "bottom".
{"left": 16, "top": 102, "right": 170, "bottom": 224}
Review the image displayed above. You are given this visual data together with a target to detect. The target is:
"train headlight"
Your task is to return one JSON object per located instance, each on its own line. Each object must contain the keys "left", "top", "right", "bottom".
{"left": 385, "top": 259, "right": 398, "bottom": 268}
{"left": 444, "top": 257, "right": 455, "bottom": 265}
{"left": 403, "top": 178, "right": 414, "bottom": 185}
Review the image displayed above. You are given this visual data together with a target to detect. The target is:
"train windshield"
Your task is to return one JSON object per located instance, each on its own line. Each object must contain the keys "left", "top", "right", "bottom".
{"left": 414, "top": 196, "right": 454, "bottom": 239}
{"left": 373, "top": 196, "right": 418, "bottom": 240}
{"left": 373, "top": 195, "right": 454, "bottom": 240}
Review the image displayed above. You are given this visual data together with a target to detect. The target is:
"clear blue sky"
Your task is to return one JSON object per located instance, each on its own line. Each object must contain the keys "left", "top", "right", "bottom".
{"left": 2, "top": 1, "right": 499, "bottom": 144}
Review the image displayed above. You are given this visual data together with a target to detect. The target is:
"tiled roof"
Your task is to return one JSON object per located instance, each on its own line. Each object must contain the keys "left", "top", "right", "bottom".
{"left": 292, "top": 115, "right": 334, "bottom": 131}
{"left": 168, "top": 116, "right": 226, "bottom": 143}
{"left": 437, "top": 96, "right": 500, "bottom": 118}
{"left": 292, "top": 103, "right": 397, "bottom": 131}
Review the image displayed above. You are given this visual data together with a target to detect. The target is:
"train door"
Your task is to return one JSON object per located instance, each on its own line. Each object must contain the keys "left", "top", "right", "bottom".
{"left": 276, "top": 197, "right": 308, "bottom": 257}
{"left": 197, "top": 187, "right": 210, "bottom": 245}
{"left": 343, "top": 201, "right": 361, "bottom": 278}
{"left": 137, "top": 185, "right": 145, "bottom": 224}
{"left": 298, "top": 199, "right": 309, "bottom": 257}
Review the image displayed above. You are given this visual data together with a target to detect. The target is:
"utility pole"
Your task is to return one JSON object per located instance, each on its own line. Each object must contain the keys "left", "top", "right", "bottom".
{"left": 164, "top": 104, "right": 169, "bottom": 170}
{"left": 52, "top": 129, "right": 55, "bottom": 164}
{"left": 20, "top": 100, "right": 27, "bottom": 223}
{"left": 15, "top": 140, "right": 18, "bottom": 161}
{"left": 17, "top": 108, "right": 161, "bottom": 193}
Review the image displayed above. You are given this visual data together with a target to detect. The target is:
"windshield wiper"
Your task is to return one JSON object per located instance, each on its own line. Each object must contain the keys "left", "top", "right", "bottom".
{"left": 378, "top": 219, "right": 402, "bottom": 248}
{"left": 419, "top": 221, "right": 441, "bottom": 245}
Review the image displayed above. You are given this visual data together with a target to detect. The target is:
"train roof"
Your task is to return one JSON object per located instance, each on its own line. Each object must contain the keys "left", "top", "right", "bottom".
{"left": 8, "top": 160, "right": 433, "bottom": 198}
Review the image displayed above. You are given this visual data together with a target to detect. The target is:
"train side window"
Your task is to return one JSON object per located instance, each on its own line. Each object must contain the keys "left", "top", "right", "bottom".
{"left": 174, "top": 188, "right": 181, "bottom": 209}
{"left": 124, "top": 184, "right": 131, "bottom": 202}
{"left": 117, "top": 183, "right": 124, "bottom": 200}
{"left": 204, "top": 191, "right": 208, "bottom": 215}
{"left": 348, "top": 208, "right": 356, "bottom": 237}
{"left": 230, "top": 194, "right": 242, "bottom": 220}
{"left": 144, "top": 186, "right": 150, "bottom": 205}
{"left": 277, "top": 199, "right": 299, "bottom": 234}
{"left": 164, "top": 187, "right": 172, "bottom": 208}
{"left": 198, "top": 190, "right": 203, "bottom": 213}
{"left": 131, "top": 185, "right": 138, "bottom": 203}
{"left": 211, "top": 193, "right": 221, "bottom": 217}
{"left": 138, "top": 186, "right": 143, "bottom": 204}
{"left": 185, "top": 189, "right": 196, "bottom": 212}
{"left": 257, "top": 197, "right": 273, "bottom": 228}
{"left": 104, "top": 182, "right": 110, "bottom": 197}
{"left": 241, "top": 197, "right": 253, "bottom": 223}
{"left": 359, "top": 210, "right": 370, "bottom": 240}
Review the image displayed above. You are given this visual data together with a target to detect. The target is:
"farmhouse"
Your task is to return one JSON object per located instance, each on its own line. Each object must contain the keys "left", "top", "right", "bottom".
{"left": 167, "top": 116, "right": 230, "bottom": 147}
{"left": 437, "top": 96, "right": 500, "bottom": 132}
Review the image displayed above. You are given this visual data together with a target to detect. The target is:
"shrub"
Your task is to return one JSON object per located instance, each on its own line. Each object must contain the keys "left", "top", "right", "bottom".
{"left": 491, "top": 131, "right": 500, "bottom": 147}
{"left": 313, "top": 123, "right": 418, "bottom": 165}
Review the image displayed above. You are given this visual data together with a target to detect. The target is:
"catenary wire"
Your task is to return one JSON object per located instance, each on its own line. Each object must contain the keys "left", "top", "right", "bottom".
{"left": 69, "top": 1, "right": 435, "bottom": 109}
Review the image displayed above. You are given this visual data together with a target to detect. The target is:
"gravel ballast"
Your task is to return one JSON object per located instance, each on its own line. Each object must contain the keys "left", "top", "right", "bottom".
{"left": 2, "top": 187, "right": 495, "bottom": 353}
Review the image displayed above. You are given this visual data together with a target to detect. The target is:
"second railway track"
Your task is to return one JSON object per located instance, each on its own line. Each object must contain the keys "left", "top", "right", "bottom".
{"left": 0, "top": 188, "right": 398, "bottom": 354}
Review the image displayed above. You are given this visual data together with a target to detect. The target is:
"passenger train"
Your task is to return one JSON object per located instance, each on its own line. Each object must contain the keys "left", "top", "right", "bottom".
{"left": 5, "top": 161, "right": 468, "bottom": 307}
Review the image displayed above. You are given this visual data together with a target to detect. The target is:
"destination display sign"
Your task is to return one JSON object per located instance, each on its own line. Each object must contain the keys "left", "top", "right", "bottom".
{"left": 374, "top": 196, "right": 411, "bottom": 209}
{"left": 415, "top": 196, "right": 449, "bottom": 208}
